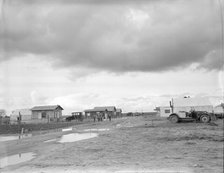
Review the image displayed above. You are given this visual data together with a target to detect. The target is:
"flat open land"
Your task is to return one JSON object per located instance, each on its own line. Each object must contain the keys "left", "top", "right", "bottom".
{"left": 0, "top": 116, "right": 223, "bottom": 173}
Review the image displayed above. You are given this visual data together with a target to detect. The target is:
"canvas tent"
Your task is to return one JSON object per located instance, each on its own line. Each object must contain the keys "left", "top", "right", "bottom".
{"left": 172, "top": 97, "right": 213, "bottom": 113}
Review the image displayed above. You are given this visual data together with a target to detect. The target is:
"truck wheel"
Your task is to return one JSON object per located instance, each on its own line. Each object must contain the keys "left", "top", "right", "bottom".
{"left": 200, "top": 115, "right": 210, "bottom": 123}
{"left": 169, "top": 115, "right": 179, "bottom": 123}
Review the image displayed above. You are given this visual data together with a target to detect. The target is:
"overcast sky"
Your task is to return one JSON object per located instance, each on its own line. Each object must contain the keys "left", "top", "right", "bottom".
{"left": 0, "top": 0, "right": 223, "bottom": 115}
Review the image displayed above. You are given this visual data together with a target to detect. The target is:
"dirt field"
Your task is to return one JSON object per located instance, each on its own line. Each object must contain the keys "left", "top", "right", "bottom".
{"left": 0, "top": 116, "right": 223, "bottom": 173}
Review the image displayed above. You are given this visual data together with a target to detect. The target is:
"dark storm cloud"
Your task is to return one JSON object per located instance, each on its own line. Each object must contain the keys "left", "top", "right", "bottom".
{"left": 4, "top": 0, "right": 159, "bottom": 5}
{"left": 0, "top": 0, "right": 222, "bottom": 73}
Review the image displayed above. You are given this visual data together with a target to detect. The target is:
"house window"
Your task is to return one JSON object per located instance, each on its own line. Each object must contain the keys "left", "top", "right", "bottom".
{"left": 165, "top": 109, "right": 170, "bottom": 113}
{"left": 41, "top": 112, "right": 47, "bottom": 118}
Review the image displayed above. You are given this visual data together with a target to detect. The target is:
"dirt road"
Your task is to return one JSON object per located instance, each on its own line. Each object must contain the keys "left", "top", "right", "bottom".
{"left": 0, "top": 116, "right": 223, "bottom": 173}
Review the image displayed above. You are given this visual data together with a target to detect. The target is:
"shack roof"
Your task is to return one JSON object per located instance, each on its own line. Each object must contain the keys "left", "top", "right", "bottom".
{"left": 84, "top": 106, "right": 116, "bottom": 112}
{"left": 84, "top": 109, "right": 95, "bottom": 112}
{"left": 31, "top": 105, "right": 63, "bottom": 111}
{"left": 94, "top": 106, "right": 116, "bottom": 112}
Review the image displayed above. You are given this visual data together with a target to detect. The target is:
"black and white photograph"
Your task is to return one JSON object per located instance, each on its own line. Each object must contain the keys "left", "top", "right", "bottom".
{"left": 0, "top": 0, "right": 223, "bottom": 172}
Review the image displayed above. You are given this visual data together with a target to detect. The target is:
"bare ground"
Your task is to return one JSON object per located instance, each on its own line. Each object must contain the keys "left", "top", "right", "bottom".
{"left": 0, "top": 116, "right": 223, "bottom": 173}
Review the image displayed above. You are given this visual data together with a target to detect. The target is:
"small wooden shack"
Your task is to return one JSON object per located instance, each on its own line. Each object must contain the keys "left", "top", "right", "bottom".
{"left": 31, "top": 105, "right": 63, "bottom": 123}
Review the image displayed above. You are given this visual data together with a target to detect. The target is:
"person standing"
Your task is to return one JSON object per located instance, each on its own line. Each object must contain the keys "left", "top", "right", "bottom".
{"left": 93, "top": 114, "right": 96, "bottom": 122}
{"left": 100, "top": 112, "right": 103, "bottom": 121}
{"left": 97, "top": 112, "right": 101, "bottom": 122}
{"left": 108, "top": 113, "right": 112, "bottom": 121}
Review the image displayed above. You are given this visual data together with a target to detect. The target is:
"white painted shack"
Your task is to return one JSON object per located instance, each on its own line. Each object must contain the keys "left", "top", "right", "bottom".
{"left": 31, "top": 105, "right": 63, "bottom": 123}
{"left": 10, "top": 109, "right": 32, "bottom": 123}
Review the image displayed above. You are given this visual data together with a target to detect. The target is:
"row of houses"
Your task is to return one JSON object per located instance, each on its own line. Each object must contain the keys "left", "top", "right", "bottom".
{"left": 155, "top": 97, "right": 224, "bottom": 117}
{"left": 8, "top": 105, "right": 122, "bottom": 124}
{"left": 2, "top": 97, "right": 223, "bottom": 124}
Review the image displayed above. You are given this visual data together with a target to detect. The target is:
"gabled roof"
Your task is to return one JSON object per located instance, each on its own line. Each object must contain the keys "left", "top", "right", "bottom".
{"left": 84, "top": 109, "right": 95, "bottom": 112}
{"left": 94, "top": 106, "right": 116, "bottom": 112}
{"left": 173, "top": 97, "right": 212, "bottom": 107}
{"left": 84, "top": 106, "right": 116, "bottom": 112}
{"left": 31, "top": 105, "right": 63, "bottom": 111}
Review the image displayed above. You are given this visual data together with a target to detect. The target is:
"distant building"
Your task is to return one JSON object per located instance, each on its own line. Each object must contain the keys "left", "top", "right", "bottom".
{"left": 0, "top": 109, "right": 9, "bottom": 124}
{"left": 116, "top": 108, "right": 122, "bottom": 117}
{"left": 84, "top": 106, "right": 117, "bottom": 119}
{"left": 0, "top": 109, "right": 6, "bottom": 117}
{"left": 31, "top": 105, "right": 63, "bottom": 123}
{"left": 11, "top": 109, "right": 32, "bottom": 123}
{"left": 10, "top": 105, "right": 63, "bottom": 124}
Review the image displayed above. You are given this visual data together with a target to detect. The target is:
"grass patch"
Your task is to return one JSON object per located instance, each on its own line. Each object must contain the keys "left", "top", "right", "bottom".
{"left": 159, "top": 134, "right": 224, "bottom": 142}
{"left": 0, "top": 120, "right": 92, "bottom": 134}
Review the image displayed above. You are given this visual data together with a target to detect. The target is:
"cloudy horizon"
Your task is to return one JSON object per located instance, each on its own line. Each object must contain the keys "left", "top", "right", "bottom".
{"left": 0, "top": 0, "right": 223, "bottom": 115}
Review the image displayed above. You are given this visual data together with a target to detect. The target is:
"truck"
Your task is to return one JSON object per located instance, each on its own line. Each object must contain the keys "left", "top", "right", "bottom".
{"left": 168, "top": 98, "right": 216, "bottom": 123}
